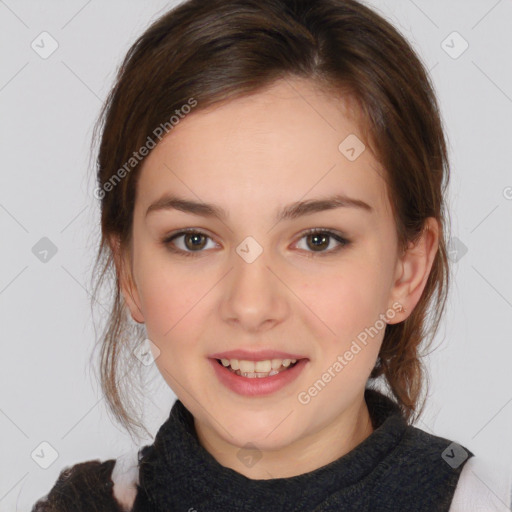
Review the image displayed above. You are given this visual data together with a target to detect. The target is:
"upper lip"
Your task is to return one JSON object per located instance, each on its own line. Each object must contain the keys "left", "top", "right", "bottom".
{"left": 210, "top": 349, "right": 308, "bottom": 361}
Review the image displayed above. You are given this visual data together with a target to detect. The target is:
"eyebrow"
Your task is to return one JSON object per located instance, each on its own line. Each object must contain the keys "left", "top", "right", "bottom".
{"left": 145, "top": 193, "right": 373, "bottom": 222}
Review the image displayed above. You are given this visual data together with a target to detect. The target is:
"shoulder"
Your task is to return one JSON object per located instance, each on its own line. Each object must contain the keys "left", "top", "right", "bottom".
{"left": 369, "top": 423, "right": 474, "bottom": 506}
{"left": 395, "top": 424, "right": 474, "bottom": 471}
{"left": 31, "top": 449, "right": 141, "bottom": 512}
{"left": 401, "top": 427, "right": 512, "bottom": 511}
{"left": 449, "top": 455, "right": 512, "bottom": 511}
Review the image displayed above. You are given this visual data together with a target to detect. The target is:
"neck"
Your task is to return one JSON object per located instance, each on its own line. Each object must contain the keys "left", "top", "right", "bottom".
{"left": 193, "top": 396, "right": 374, "bottom": 480}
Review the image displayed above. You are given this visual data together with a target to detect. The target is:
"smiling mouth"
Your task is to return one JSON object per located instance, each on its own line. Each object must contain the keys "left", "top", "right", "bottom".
{"left": 215, "top": 358, "right": 301, "bottom": 378}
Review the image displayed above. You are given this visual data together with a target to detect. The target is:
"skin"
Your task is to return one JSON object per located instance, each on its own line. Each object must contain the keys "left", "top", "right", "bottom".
{"left": 112, "top": 77, "right": 439, "bottom": 479}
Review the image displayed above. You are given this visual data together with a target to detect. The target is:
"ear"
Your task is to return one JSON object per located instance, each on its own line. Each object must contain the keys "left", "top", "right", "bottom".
{"left": 387, "top": 217, "right": 439, "bottom": 324}
{"left": 108, "top": 234, "right": 145, "bottom": 324}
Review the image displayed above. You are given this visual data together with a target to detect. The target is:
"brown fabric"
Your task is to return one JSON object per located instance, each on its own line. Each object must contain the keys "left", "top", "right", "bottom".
{"left": 31, "top": 459, "right": 124, "bottom": 512}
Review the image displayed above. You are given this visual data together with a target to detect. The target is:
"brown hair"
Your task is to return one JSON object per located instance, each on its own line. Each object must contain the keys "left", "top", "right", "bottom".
{"left": 89, "top": 0, "right": 451, "bottom": 440}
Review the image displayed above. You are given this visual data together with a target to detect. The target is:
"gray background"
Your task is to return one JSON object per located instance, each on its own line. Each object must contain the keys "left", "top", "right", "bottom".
{"left": 1, "top": 0, "right": 511, "bottom": 509}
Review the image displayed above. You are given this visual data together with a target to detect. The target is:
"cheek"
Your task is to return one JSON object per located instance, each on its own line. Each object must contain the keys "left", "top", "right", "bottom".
{"left": 134, "top": 249, "right": 212, "bottom": 341}
{"left": 138, "top": 268, "right": 209, "bottom": 382}
{"left": 294, "top": 259, "right": 386, "bottom": 372}
{"left": 297, "top": 258, "right": 384, "bottom": 329}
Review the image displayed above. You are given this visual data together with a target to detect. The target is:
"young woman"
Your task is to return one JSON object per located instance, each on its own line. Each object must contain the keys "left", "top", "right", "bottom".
{"left": 32, "top": 0, "right": 512, "bottom": 510}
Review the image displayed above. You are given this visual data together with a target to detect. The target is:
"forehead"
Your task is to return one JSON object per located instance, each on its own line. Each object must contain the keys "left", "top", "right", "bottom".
{"left": 136, "top": 78, "right": 391, "bottom": 222}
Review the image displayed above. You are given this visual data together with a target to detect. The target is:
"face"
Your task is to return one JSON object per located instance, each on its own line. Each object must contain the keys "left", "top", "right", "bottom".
{"left": 116, "top": 77, "right": 436, "bottom": 464}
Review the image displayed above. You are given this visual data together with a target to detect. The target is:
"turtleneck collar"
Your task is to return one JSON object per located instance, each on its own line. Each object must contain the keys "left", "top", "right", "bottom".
{"left": 136, "top": 387, "right": 407, "bottom": 510}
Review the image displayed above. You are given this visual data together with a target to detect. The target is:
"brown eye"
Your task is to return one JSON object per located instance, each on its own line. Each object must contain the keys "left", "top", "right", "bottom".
{"left": 162, "top": 229, "right": 216, "bottom": 257}
{"left": 306, "top": 232, "right": 330, "bottom": 251}
{"left": 183, "top": 232, "right": 207, "bottom": 251}
{"left": 295, "top": 229, "right": 351, "bottom": 256}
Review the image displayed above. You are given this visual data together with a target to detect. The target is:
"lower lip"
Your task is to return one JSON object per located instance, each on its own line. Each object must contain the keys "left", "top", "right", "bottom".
{"left": 209, "top": 358, "right": 308, "bottom": 397}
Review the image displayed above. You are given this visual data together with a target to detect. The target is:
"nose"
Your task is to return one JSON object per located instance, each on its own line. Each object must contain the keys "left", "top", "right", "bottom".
{"left": 219, "top": 242, "right": 289, "bottom": 332}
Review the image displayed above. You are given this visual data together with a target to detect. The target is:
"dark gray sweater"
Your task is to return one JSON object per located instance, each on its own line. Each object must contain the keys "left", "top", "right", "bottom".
{"left": 32, "top": 387, "right": 473, "bottom": 511}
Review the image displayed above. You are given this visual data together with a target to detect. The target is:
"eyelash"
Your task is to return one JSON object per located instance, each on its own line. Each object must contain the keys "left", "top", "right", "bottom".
{"left": 161, "top": 227, "right": 351, "bottom": 258}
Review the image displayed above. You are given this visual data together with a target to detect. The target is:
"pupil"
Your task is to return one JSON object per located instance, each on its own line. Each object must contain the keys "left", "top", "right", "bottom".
{"left": 309, "top": 233, "right": 328, "bottom": 251}
{"left": 185, "top": 233, "right": 206, "bottom": 250}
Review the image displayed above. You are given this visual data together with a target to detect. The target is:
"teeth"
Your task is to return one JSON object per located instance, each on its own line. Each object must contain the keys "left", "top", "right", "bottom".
{"left": 255, "top": 360, "right": 272, "bottom": 372}
{"left": 218, "top": 357, "right": 298, "bottom": 377}
{"left": 271, "top": 359, "right": 283, "bottom": 370}
{"left": 239, "top": 360, "right": 255, "bottom": 373}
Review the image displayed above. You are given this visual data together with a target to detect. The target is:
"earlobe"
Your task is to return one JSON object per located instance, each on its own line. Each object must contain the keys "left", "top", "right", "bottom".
{"left": 387, "top": 218, "right": 439, "bottom": 323}
{"left": 108, "top": 234, "right": 145, "bottom": 324}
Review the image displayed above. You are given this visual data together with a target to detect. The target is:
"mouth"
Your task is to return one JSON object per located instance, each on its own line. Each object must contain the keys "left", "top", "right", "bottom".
{"left": 210, "top": 356, "right": 309, "bottom": 396}
{"left": 215, "top": 357, "right": 301, "bottom": 378}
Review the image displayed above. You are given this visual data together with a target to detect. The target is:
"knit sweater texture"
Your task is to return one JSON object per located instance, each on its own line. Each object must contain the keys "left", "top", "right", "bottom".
{"left": 32, "top": 387, "right": 473, "bottom": 511}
